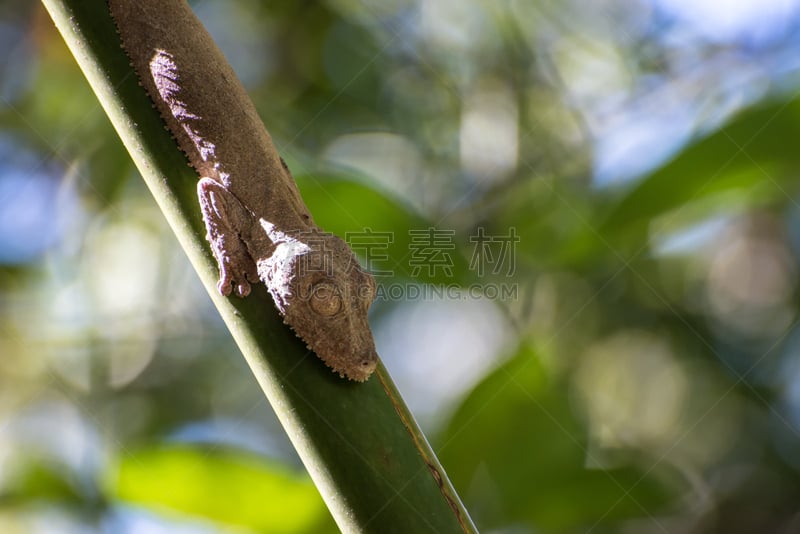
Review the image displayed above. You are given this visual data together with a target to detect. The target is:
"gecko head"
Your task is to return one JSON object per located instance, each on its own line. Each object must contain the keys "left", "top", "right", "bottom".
{"left": 259, "top": 228, "right": 379, "bottom": 382}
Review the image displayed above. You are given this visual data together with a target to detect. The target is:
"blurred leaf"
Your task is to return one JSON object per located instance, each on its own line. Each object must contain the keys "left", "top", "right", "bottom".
{"left": 506, "top": 96, "right": 800, "bottom": 269}
{"left": 322, "top": 20, "right": 382, "bottom": 106}
{"left": 493, "top": 176, "right": 603, "bottom": 269}
{"left": 28, "top": 18, "right": 132, "bottom": 203}
{"left": 439, "top": 345, "right": 677, "bottom": 531}
{"left": 602, "top": 96, "right": 800, "bottom": 237}
{"left": 297, "top": 174, "right": 472, "bottom": 285}
{"left": 1, "top": 461, "right": 85, "bottom": 505}
{"left": 111, "top": 445, "right": 334, "bottom": 534}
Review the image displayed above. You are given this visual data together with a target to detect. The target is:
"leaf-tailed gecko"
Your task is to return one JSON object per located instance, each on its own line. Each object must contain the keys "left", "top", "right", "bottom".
{"left": 108, "top": 0, "right": 378, "bottom": 381}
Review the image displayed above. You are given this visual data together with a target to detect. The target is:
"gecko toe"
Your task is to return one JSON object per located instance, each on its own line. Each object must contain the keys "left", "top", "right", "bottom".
{"left": 217, "top": 278, "right": 232, "bottom": 296}
{"left": 235, "top": 280, "right": 251, "bottom": 297}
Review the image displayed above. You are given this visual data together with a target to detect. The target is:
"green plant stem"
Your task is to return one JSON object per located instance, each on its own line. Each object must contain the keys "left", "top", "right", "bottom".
{"left": 41, "top": 1, "right": 477, "bottom": 532}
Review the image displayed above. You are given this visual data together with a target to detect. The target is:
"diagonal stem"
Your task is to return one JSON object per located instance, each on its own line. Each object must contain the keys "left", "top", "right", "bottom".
{"left": 41, "top": 0, "right": 476, "bottom": 531}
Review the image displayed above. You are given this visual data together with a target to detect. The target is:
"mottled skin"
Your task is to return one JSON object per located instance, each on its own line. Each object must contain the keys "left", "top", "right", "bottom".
{"left": 108, "top": 0, "right": 378, "bottom": 381}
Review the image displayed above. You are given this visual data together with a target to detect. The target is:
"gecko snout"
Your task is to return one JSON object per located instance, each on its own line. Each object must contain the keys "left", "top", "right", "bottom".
{"left": 348, "top": 353, "right": 378, "bottom": 382}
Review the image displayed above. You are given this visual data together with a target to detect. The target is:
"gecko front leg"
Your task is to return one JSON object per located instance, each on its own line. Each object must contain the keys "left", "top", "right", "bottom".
{"left": 197, "top": 178, "right": 260, "bottom": 297}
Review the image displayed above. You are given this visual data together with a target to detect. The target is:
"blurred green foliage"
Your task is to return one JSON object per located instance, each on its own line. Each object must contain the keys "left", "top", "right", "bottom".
{"left": 113, "top": 446, "right": 335, "bottom": 533}
{"left": 2, "top": 0, "right": 800, "bottom": 532}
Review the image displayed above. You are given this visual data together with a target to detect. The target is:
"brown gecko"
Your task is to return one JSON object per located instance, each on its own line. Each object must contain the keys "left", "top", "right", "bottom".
{"left": 108, "top": 0, "right": 378, "bottom": 381}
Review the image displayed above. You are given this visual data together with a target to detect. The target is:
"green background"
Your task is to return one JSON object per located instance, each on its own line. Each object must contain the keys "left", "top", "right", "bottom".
{"left": 2, "top": 0, "right": 800, "bottom": 532}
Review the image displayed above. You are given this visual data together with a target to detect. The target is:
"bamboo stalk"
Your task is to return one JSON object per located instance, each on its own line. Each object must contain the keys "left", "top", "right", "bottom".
{"left": 41, "top": 1, "right": 477, "bottom": 532}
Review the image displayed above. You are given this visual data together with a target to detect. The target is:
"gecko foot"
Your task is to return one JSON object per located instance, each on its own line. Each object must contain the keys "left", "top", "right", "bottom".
{"left": 217, "top": 277, "right": 251, "bottom": 297}
{"left": 198, "top": 178, "right": 260, "bottom": 299}
{"left": 217, "top": 276, "right": 249, "bottom": 297}
{"left": 215, "top": 254, "right": 258, "bottom": 297}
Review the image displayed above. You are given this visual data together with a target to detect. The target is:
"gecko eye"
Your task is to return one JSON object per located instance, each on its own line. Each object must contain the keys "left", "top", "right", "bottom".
{"left": 309, "top": 282, "right": 343, "bottom": 317}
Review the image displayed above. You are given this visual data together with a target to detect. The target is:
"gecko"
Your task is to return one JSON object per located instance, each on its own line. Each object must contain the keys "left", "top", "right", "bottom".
{"left": 107, "top": 0, "right": 378, "bottom": 381}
